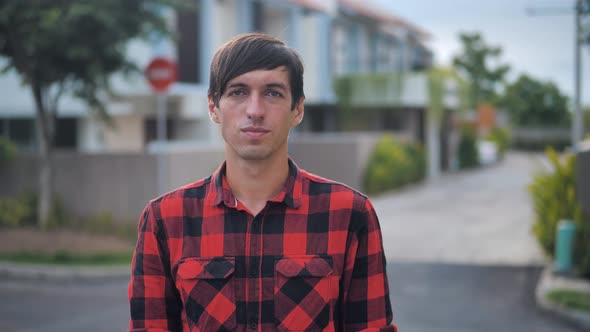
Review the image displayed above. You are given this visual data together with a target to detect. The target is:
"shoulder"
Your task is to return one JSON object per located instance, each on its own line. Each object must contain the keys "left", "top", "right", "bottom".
{"left": 146, "top": 176, "right": 213, "bottom": 214}
{"left": 299, "top": 168, "right": 370, "bottom": 211}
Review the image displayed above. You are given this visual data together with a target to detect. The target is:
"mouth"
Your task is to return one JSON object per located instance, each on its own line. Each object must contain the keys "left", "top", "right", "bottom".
{"left": 241, "top": 126, "right": 270, "bottom": 138}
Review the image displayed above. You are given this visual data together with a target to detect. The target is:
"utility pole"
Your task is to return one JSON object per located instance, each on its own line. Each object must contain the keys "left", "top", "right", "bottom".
{"left": 574, "top": 0, "right": 583, "bottom": 150}
{"left": 527, "top": 0, "right": 585, "bottom": 150}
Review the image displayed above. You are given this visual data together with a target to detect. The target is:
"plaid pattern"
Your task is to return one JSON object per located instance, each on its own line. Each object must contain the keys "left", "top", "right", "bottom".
{"left": 128, "top": 159, "right": 397, "bottom": 332}
{"left": 176, "top": 257, "right": 237, "bottom": 330}
{"left": 274, "top": 256, "right": 334, "bottom": 331}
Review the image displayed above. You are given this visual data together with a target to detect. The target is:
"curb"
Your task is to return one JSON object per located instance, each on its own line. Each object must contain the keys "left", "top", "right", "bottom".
{"left": 535, "top": 265, "right": 590, "bottom": 331}
{"left": 0, "top": 262, "right": 130, "bottom": 281}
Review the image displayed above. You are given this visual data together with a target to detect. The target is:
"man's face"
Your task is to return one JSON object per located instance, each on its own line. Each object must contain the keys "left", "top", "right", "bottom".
{"left": 208, "top": 66, "right": 304, "bottom": 162}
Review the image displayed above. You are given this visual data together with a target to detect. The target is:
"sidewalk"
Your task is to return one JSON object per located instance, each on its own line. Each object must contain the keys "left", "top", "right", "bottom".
{"left": 0, "top": 262, "right": 130, "bottom": 281}
{"left": 536, "top": 266, "right": 590, "bottom": 331}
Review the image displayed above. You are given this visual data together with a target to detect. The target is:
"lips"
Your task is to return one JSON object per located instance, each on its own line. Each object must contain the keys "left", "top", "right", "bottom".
{"left": 241, "top": 126, "right": 270, "bottom": 138}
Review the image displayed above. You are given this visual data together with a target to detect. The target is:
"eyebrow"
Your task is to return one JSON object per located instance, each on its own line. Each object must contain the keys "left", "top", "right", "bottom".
{"left": 265, "top": 83, "right": 288, "bottom": 91}
{"left": 226, "top": 82, "right": 288, "bottom": 91}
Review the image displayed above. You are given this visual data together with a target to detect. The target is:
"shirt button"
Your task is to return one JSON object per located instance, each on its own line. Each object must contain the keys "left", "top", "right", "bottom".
{"left": 249, "top": 322, "right": 257, "bottom": 330}
{"left": 249, "top": 269, "right": 258, "bottom": 277}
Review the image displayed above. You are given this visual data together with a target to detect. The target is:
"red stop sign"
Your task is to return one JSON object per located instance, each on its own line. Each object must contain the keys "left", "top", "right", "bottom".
{"left": 145, "top": 57, "right": 177, "bottom": 92}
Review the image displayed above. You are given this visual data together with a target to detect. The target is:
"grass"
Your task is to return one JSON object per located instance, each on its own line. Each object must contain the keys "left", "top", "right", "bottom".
{"left": 546, "top": 289, "right": 590, "bottom": 313}
{"left": 0, "top": 250, "right": 134, "bottom": 266}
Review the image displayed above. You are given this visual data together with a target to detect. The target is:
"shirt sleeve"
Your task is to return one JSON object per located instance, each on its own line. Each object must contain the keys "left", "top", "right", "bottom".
{"left": 341, "top": 198, "right": 397, "bottom": 332}
{"left": 128, "top": 202, "right": 183, "bottom": 332}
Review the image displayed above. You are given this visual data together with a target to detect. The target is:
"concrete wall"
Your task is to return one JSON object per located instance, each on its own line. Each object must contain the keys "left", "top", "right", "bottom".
{"left": 0, "top": 134, "right": 382, "bottom": 223}
{"left": 0, "top": 152, "right": 158, "bottom": 223}
{"left": 102, "top": 114, "right": 145, "bottom": 152}
{"left": 289, "top": 133, "right": 381, "bottom": 191}
{"left": 511, "top": 127, "right": 570, "bottom": 148}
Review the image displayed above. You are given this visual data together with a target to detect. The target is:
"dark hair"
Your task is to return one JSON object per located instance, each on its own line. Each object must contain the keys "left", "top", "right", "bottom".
{"left": 208, "top": 33, "right": 305, "bottom": 110}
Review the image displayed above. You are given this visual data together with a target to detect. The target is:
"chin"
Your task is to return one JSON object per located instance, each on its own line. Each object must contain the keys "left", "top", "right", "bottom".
{"left": 237, "top": 149, "right": 273, "bottom": 161}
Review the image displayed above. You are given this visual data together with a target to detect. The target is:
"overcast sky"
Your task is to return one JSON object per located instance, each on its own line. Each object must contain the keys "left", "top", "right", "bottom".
{"left": 373, "top": 0, "right": 590, "bottom": 105}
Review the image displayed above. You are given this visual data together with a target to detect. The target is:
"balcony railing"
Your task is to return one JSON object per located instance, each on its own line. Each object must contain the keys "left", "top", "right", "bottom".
{"left": 333, "top": 72, "right": 429, "bottom": 109}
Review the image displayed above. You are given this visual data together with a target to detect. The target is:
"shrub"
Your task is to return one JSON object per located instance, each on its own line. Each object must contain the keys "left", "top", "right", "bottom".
{"left": 458, "top": 126, "right": 479, "bottom": 169}
{"left": 529, "top": 148, "right": 580, "bottom": 256}
{"left": 0, "top": 192, "right": 36, "bottom": 227}
{"left": 529, "top": 148, "right": 590, "bottom": 277}
{"left": 403, "top": 143, "right": 426, "bottom": 183}
{"left": 0, "top": 192, "right": 73, "bottom": 228}
{"left": 486, "top": 127, "right": 511, "bottom": 159}
{"left": 0, "top": 137, "right": 16, "bottom": 162}
{"left": 46, "top": 196, "right": 70, "bottom": 228}
{"left": 80, "top": 212, "right": 115, "bottom": 234}
{"left": 70, "top": 212, "right": 135, "bottom": 240}
{"left": 364, "top": 135, "right": 426, "bottom": 194}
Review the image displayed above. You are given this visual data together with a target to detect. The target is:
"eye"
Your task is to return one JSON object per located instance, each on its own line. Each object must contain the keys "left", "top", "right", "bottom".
{"left": 267, "top": 90, "right": 283, "bottom": 97}
{"left": 229, "top": 89, "right": 246, "bottom": 97}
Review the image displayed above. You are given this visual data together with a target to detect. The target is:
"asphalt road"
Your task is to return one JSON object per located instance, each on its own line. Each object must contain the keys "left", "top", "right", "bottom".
{"left": 0, "top": 276, "right": 129, "bottom": 332}
{"left": 0, "top": 263, "right": 583, "bottom": 332}
{"left": 388, "top": 262, "right": 583, "bottom": 332}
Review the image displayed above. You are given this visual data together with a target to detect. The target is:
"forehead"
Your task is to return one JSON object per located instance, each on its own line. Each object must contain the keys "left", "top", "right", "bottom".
{"left": 226, "top": 66, "right": 290, "bottom": 88}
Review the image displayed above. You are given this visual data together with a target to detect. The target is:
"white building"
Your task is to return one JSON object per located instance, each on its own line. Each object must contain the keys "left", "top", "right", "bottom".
{"left": 0, "top": 0, "right": 433, "bottom": 153}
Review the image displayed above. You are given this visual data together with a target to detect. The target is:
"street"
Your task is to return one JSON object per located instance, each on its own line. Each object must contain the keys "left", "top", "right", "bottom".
{"left": 0, "top": 277, "right": 129, "bottom": 332}
{"left": 389, "top": 262, "right": 581, "bottom": 332}
{"left": 372, "top": 152, "right": 547, "bottom": 265}
{"left": 0, "top": 152, "right": 583, "bottom": 331}
{"left": 0, "top": 263, "right": 582, "bottom": 332}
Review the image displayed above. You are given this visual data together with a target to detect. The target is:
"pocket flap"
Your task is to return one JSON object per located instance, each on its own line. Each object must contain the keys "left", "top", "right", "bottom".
{"left": 177, "top": 257, "right": 235, "bottom": 280}
{"left": 276, "top": 256, "right": 333, "bottom": 277}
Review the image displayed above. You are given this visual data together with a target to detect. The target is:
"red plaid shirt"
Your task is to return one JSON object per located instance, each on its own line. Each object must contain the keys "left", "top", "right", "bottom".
{"left": 128, "top": 159, "right": 397, "bottom": 332}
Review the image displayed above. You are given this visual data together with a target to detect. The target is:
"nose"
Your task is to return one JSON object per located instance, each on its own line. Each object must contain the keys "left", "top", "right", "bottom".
{"left": 245, "top": 94, "right": 265, "bottom": 120}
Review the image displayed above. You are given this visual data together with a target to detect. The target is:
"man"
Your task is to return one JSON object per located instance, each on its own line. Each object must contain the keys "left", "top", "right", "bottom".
{"left": 129, "top": 33, "right": 397, "bottom": 332}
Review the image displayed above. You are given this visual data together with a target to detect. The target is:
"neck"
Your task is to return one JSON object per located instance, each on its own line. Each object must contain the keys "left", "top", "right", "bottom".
{"left": 225, "top": 153, "right": 289, "bottom": 215}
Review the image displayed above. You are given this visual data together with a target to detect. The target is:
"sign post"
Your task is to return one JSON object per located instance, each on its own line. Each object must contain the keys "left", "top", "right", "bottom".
{"left": 145, "top": 57, "right": 177, "bottom": 194}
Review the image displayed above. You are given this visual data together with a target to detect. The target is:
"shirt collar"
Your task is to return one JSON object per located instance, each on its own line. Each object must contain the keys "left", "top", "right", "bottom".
{"left": 211, "top": 158, "right": 303, "bottom": 209}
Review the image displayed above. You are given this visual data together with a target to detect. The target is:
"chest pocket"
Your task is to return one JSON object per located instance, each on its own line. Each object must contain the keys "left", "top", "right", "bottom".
{"left": 176, "top": 257, "right": 236, "bottom": 331}
{"left": 274, "top": 255, "right": 336, "bottom": 331}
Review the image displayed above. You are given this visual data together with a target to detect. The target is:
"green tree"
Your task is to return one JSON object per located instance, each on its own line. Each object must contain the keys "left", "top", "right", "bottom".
{"left": 452, "top": 32, "right": 511, "bottom": 110}
{"left": 0, "top": 1, "right": 188, "bottom": 228}
{"left": 458, "top": 125, "right": 479, "bottom": 169}
{"left": 583, "top": 0, "right": 590, "bottom": 45}
{"left": 501, "top": 74, "right": 570, "bottom": 127}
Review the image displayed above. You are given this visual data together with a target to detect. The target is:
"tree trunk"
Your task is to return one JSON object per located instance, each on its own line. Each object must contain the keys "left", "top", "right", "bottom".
{"left": 38, "top": 130, "right": 53, "bottom": 229}
{"left": 31, "top": 83, "right": 54, "bottom": 229}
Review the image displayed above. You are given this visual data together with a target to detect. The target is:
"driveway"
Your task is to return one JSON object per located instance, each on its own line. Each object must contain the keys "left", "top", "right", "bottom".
{"left": 372, "top": 152, "right": 548, "bottom": 265}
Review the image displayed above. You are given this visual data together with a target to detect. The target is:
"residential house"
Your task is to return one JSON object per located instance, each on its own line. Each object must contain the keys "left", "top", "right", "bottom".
{"left": 0, "top": 0, "right": 443, "bottom": 160}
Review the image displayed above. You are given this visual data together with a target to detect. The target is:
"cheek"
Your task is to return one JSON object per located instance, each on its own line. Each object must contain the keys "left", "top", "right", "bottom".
{"left": 219, "top": 114, "right": 240, "bottom": 137}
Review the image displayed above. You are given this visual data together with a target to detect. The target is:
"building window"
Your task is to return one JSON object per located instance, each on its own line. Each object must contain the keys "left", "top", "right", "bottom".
{"left": 54, "top": 118, "right": 78, "bottom": 149}
{"left": 411, "top": 45, "right": 432, "bottom": 71}
{"left": 176, "top": 5, "right": 201, "bottom": 84}
{"left": 144, "top": 118, "right": 174, "bottom": 144}
{"left": 0, "top": 119, "right": 5, "bottom": 137}
{"left": 0, "top": 117, "right": 78, "bottom": 150}
{"left": 9, "top": 118, "right": 36, "bottom": 148}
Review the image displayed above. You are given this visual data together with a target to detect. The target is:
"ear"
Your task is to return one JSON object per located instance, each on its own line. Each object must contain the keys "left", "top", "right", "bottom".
{"left": 290, "top": 97, "right": 305, "bottom": 128}
{"left": 208, "top": 95, "right": 220, "bottom": 124}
